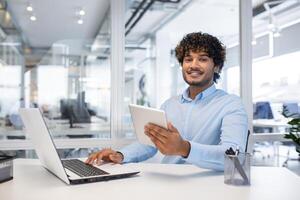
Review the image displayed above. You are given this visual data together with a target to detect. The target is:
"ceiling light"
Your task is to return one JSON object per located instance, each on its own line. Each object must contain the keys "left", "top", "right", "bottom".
{"left": 30, "top": 15, "right": 36, "bottom": 21}
{"left": 26, "top": 3, "right": 33, "bottom": 12}
{"left": 77, "top": 18, "right": 83, "bottom": 24}
{"left": 79, "top": 9, "right": 85, "bottom": 16}
{"left": 26, "top": 5, "right": 33, "bottom": 12}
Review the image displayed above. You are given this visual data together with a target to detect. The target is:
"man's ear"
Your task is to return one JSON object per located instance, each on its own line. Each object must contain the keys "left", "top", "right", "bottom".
{"left": 214, "top": 66, "right": 220, "bottom": 73}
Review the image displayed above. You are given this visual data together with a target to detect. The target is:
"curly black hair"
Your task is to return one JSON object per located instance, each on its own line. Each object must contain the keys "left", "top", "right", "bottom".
{"left": 175, "top": 32, "right": 226, "bottom": 83}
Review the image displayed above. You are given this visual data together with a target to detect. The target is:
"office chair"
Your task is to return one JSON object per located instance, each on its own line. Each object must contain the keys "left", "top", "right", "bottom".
{"left": 282, "top": 102, "right": 300, "bottom": 118}
{"left": 253, "top": 102, "right": 274, "bottom": 120}
{"left": 252, "top": 101, "right": 277, "bottom": 160}
{"left": 253, "top": 101, "right": 274, "bottom": 133}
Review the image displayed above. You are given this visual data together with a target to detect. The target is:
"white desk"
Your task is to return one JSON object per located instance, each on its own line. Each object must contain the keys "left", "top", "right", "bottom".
{"left": 252, "top": 119, "right": 289, "bottom": 133}
{"left": 0, "top": 159, "right": 299, "bottom": 200}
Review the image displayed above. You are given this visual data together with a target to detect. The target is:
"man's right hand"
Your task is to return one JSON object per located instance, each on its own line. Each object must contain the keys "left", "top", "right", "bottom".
{"left": 85, "top": 148, "right": 124, "bottom": 165}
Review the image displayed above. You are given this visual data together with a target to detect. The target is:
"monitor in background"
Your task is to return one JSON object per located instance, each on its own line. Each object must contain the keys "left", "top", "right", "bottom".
{"left": 282, "top": 102, "right": 300, "bottom": 118}
{"left": 59, "top": 92, "right": 91, "bottom": 128}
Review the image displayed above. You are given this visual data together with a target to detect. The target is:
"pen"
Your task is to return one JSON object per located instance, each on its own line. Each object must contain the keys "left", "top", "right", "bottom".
{"left": 225, "top": 147, "right": 249, "bottom": 185}
{"left": 233, "top": 146, "right": 249, "bottom": 185}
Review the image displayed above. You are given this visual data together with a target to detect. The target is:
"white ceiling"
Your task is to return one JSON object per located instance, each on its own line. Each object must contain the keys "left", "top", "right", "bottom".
{"left": 124, "top": 0, "right": 241, "bottom": 47}
{"left": 6, "top": 0, "right": 243, "bottom": 49}
{"left": 5, "top": 0, "right": 280, "bottom": 54}
{"left": 7, "top": 0, "right": 109, "bottom": 48}
{"left": 159, "top": 0, "right": 240, "bottom": 45}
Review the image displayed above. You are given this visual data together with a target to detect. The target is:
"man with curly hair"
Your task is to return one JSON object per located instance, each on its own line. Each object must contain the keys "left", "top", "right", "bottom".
{"left": 86, "top": 32, "right": 248, "bottom": 171}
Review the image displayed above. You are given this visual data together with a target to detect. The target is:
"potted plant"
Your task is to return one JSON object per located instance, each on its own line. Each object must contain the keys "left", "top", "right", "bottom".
{"left": 282, "top": 105, "right": 300, "bottom": 153}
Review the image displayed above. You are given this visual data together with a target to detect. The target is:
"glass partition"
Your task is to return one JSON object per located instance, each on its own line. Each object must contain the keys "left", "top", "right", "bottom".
{"left": 122, "top": 0, "right": 240, "bottom": 141}
{"left": 0, "top": 44, "right": 23, "bottom": 138}
{"left": 252, "top": 0, "right": 300, "bottom": 133}
{"left": 0, "top": 1, "right": 112, "bottom": 158}
{"left": 251, "top": 0, "right": 300, "bottom": 168}
{"left": 31, "top": 39, "right": 111, "bottom": 140}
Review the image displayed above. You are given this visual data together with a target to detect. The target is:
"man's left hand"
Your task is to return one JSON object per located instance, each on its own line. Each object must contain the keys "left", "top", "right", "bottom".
{"left": 144, "top": 122, "right": 190, "bottom": 157}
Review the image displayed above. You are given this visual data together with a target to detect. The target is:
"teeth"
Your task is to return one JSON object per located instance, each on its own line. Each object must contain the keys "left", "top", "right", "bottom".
{"left": 189, "top": 71, "right": 201, "bottom": 75}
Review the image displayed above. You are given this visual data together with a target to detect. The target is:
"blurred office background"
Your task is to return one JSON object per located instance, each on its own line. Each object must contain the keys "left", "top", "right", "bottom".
{"left": 0, "top": 0, "right": 299, "bottom": 174}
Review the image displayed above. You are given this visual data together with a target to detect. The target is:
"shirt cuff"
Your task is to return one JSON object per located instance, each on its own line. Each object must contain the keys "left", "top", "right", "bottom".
{"left": 118, "top": 149, "right": 132, "bottom": 163}
{"left": 182, "top": 141, "right": 198, "bottom": 163}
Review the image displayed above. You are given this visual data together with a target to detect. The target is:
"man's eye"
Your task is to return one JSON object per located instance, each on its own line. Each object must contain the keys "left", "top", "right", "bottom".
{"left": 184, "top": 58, "right": 192, "bottom": 62}
{"left": 199, "top": 58, "right": 208, "bottom": 62}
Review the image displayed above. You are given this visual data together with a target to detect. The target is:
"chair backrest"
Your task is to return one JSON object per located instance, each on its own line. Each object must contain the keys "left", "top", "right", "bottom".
{"left": 282, "top": 102, "right": 300, "bottom": 118}
{"left": 253, "top": 101, "right": 274, "bottom": 119}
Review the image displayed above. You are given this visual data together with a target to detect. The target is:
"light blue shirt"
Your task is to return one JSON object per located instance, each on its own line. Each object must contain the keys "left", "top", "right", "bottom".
{"left": 120, "top": 84, "right": 248, "bottom": 171}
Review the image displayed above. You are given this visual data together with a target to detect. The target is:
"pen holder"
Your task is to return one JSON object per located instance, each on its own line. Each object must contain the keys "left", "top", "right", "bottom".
{"left": 224, "top": 152, "right": 251, "bottom": 186}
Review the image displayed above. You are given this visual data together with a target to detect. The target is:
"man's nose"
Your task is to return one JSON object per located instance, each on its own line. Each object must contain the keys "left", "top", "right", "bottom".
{"left": 191, "top": 59, "right": 199, "bottom": 68}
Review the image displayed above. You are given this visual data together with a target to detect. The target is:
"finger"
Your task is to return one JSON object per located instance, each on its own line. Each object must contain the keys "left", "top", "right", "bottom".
{"left": 148, "top": 134, "right": 158, "bottom": 146}
{"left": 148, "top": 123, "right": 169, "bottom": 138}
{"left": 85, "top": 153, "right": 95, "bottom": 164}
{"left": 147, "top": 123, "right": 167, "bottom": 131}
{"left": 150, "top": 137, "right": 166, "bottom": 154}
{"left": 85, "top": 156, "right": 92, "bottom": 164}
{"left": 86, "top": 153, "right": 98, "bottom": 164}
{"left": 168, "top": 122, "right": 178, "bottom": 132}
{"left": 148, "top": 129, "right": 167, "bottom": 144}
{"left": 96, "top": 153, "right": 104, "bottom": 165}
{"left": 85, "top": 153, "right": 93, "bottom": 163}
{"left": 148, "top": 131, "right": 166, "bottom": 145}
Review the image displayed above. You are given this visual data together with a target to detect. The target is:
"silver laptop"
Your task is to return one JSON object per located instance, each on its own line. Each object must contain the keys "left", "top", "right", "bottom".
{"left": 19, "top": 108, "right": 139, "bottom": 185}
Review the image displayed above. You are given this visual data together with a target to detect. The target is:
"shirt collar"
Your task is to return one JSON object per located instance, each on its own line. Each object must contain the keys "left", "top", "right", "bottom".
{"left": 181, "top": 84, "right": 216, "bottom": 103}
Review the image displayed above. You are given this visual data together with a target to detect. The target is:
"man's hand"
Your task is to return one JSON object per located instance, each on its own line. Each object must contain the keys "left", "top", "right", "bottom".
{"left": 144, "top": 122, "right": 190, "bottom": 157}
{"left": 85, "top": 148, "right": 123, "bottom": 165}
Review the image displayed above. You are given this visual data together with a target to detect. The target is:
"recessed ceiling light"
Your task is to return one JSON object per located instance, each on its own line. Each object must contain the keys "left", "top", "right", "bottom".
{"left": 79, "top": 9, "right": 85, "bottom": 16}
{"left": 30, "top": 15, "right": 36, "bottom": 21}
{"left": 27, "top": 5, "right": 33, "bottom": 12}
{"left": 77, "top": 19, "right": 83, "bottom": 24}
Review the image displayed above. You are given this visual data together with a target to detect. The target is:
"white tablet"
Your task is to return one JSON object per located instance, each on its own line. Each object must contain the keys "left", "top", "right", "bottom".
{"left": 128, "top": 104, "right": 168, "bottom": 146}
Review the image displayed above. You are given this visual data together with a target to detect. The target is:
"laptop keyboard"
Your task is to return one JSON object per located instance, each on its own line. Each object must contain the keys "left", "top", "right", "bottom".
{"left": 62, "top": 159, "right": 109, "bottom": 177}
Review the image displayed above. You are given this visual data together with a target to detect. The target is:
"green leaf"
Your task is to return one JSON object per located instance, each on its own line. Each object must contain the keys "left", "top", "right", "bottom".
{"left": 288, "top": 118, "right": 300, "bottom": 125}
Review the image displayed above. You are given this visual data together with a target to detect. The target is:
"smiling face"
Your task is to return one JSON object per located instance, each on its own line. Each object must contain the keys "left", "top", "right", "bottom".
{"left": 182, "top": 50, "right": 218, "bottom": 88}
